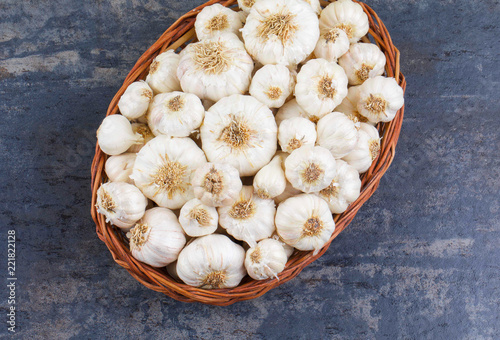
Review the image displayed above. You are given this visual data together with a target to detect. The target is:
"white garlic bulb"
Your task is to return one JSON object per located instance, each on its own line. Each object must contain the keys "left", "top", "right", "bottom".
{"left": 176, "top": 234, "right": 246, "bottom": 289}
{"left": 271, "top": 233, "right": 295, "bottom": 258}
{"left": 356, "top": 76, "right": 405, "bottom": 123}
{"left": 147, "top": 91, "right": 205, "bottom": 137}
{"left": 295, "top": 59, "right": 348, "bottom": 119}
{"left": 285, "top": 145, "right": 337, "bottom": 193}
{"left": 241, "top": 0, "right": 319, "bottom": 66}
{"left": 275, "top": 99, "right": 311, "bottom": 125}
{"left": 128, "top": 207, "right": 186, "bottom": 267}
{"left": 97, "top": 115, "right": 143, "bottom": 156}
{"left": 145, "top": 50, "right": 181, "bottom": 94}
{"left": 319, "top": 0, "right": 369, "bottom": 43}
{"left": 314, "top": 27, "right": 350, "bottom": 62}
{"left": 96, "top": 182, "right": 147, "bottom": 230}
{"left": 177, "top": 33, "right": 253, "bottom": 102}
{"left": 342, "top": 123, "right": 380, "bottom": 173}
{"left": 218, "top": 186, "right": 276, "bottom": 247}
{"left": 118, "top": 81, "right": 153, "bottom": 120}
{"left": 179, "top": 198, "right": 218, "bottom": 237}
{"left": 278, "top": 117, "right": 317, "bottom": 153}
{"left": 339, "top": 43, "right": 387, "bottom": 85}
{"left": 127, "top": 123, "right": 155, "bottom": 153}
{"left": 335, "top": 85, "right": 374, "bottom": 125}
{"left": 195, "top": 4, "right": 244, "bottom": 40}
{"left": 315, "top": 159, "right": 361, "bottom": 214}
{"left": 249, "top": 64, "right": 295, "bottom": 108}
{"left": 105, "top": 153, "right": 136, "bottom": 184}
{"left": 275, "top": 194, "right": 336, "bottom": 255}
{"left": 245, "top": 238, "right": 288, "bottom": 280}
{"left": 253, "top": 155, "right": 287, "bottom": 199}
{"left": 131, "top": 136, "right": 207, "bottom": 209}
{"left": 191, "top": 162, "right": 242, "bottom": 207}
{"left": 316, "top": 112, "right": 359, "bottom": 158}
{"left": 200, "top": 94, "right": 277, "bottom": 176}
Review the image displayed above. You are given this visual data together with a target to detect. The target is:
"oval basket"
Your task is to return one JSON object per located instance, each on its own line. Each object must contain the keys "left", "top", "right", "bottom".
{"left": 91, "top": 0, "right": 407, "bottom": 305}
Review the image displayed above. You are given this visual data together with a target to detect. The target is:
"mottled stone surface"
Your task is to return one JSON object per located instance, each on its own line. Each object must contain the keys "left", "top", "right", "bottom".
{"left": 0, "top": 0, "right": 499, "bottom": 338}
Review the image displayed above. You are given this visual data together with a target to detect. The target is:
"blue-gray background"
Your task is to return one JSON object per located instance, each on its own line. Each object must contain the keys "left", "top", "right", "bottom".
{"left": 0, "top": 0, "right": 499, "bottom": 338}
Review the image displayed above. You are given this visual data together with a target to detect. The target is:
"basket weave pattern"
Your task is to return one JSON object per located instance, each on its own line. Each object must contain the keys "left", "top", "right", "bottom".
{"left": 91, "top": 0, "right": 407, "bottom": 306}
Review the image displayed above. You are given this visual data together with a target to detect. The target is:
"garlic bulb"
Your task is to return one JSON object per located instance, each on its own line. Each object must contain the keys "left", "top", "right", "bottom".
{"left": 356, "top": 76, "right": 405, "bottom": 123}
{"left": 192, "top": 162, "right": 242, "bottom": 207}
{"left": 118, "top": 81, "right": 153, "bottom": 120}
{"left": 105, "top": 153, "right": 136, "bottom": 184}
{"left": 315, "top": 159, "right": 361, "bottom": 214}
{"left": 275, "top": 194, "right": 336, "bottom": 255}
{"left": 218, "top": 186, "right": 276, "bottom": 247}
{"left": 342, "top": 123, "right": 380, "bottom": 173}
{"left": 200, "top": 94, "right": 277, "bottom": 176}
{"left": 339, "top": 43, "right": 387, "bottom": 85}
{"left": 285, "top": 145, "right": 337, "bottom": 193}
{"left": 238, "top": 0, "right": 256, "bottom": 14}
{"left": 97, "top": 115, "right": 143, "bottom": 156}
{"left": 314, "top": 27, "right": 350, "bottom": 62}
{"left": 275, "top": 99, "right": 310, "bottom": 125}
{"left": 278, "top": 117, "right": 317, "bottom": 153}
{"left": 177, "top": 33, "right": 253, "bottom": 102}
{"left": 127, "top": 123, "right": 155, "bottom": 153}
{"left": 253, "top": 155, "right": 287, "bottom": 199}
{"left": 131, "top": 136, "right": 207, "bottom": 209}
{"left": 145, "top": 50, "right": 181, "bottom": 94}
{"left": 249, "top": 64, "right": 295, "bottom": 108}
{"left": 335, "top": 85, "right": 374, "bottom": 125}
{"left": 179, "top": 198, "right": 218, "bottom": 237}
{"left": 274, "top": 179, "right": 302, "bottom": 205}
{"left": 316, "top": 112, "right": 359, "bottom": 158}
{"left": 147, "top": 91, "right": 205, "bottom": 137}
{"left": 96, "top": 182, "right": 147, "bottom": 230}
{"left": 271, "top": 233, "right": 294, "bottom": 258}
{"left": 128, "top": 207, "right": 186, "bottom": 267}
{"left": 295, "top": 59, "right": 348, "bottom": 119}
{"left": 176, "top": 234, "right": 246, "bottom": 289}
{"left": 241, "top": 0, "right": 320, "bottom": 66}
{"left": 195, "top": 4, "right": 243, "bottom": 40}
{"left": 245, "top": 238, "right": 288, "bottom": 280}
{"left": 319, "top": 0, "right": 369, "bottom": 43}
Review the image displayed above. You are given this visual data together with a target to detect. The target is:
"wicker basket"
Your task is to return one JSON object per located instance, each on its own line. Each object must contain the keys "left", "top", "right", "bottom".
{"left": 91, "top": 0, "right": 406, "bottom": 306}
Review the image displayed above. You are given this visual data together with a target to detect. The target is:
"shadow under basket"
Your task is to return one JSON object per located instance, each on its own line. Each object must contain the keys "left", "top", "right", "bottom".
{"left": 91, "top": 0, "right": 407, "bottom": 306}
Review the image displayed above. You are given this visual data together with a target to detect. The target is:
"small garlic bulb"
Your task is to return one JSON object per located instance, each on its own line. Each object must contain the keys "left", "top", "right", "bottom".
{"left": 316, "top": 112, "right": 359, "bottom": 158}
{"left": 195, "top": 4, "right": 243, "bottom": 40}
{"left": 191, "top": 162, "right": 242, "bottom": 207}
{"left": 339, "top": 43, "right": 387, "bottom": 85}
{"left": 241, "top": 0, "right": 320, "bottom": 66}
{"left": 285, "top": 145, "right": 337, "bottom": 193}
{"left": 356, "top": 76, "right": 405, "bottom": 123}
{"left": 176, "top": 234, "right": 246, "bottom": 289}
{"left": 314, "top": 27, "right": 350, "bottom": 62}
{"left": 275, "top": 194, "right": 336, "bottom": 255}
{"left": 249, "top": 64, "right": 295, "bottom": 108}
{"left": 97, "top": 115, "right": 143, "bottom": 156}
{"left": 218, "top": 186, "right": 276, "bottom": 247}
{"left": 200, "top": 94, "right": 277, "bottom": 176}
{"left": 278, "top": 117, "right": 317, "bottom": 153}
{"left": 275, "top": 99, "right": 310, "bottom": 125}
{"left": 271, "top": 233, "right": 295, "bottom": 258}
{"left": 105, "top": 153, "right": 136, "bottom": 184}
{"left": 245, "top": 238, "right": 288, "bottom": 280}
{"left": 179, "top": 198, "right": 218, "bottom": 237}
{"left": 145, "top": 50, "right": 181, "bottom": 94}
{"left": 253, "top": 155, "right": 287, "bottom": 199}
{"left": 238, "top": 0, "right": 256, "bottom": 14}
{"left": 118, "top": 81, "right": 153, "bottom": 120}
{"left": 131, "top": 136, "right": 207, "bottom": 209}
{"left": 177, "top": 33, "right": 254, "bottom": 102}
{"left": 342, "top": 123, "right": 380, "bottom": 173}
{"left": 147, "top": 91, "right": 204, "bottom": 137}
{"left": 127, "top": 123, "right": 155, "bottom": 153}
{"left": 319, "top": 0, "right": 369, "bottom": 43}
{"left": 315, "top": 159, "right": 361, "bottom": 214}
{"left": 96, "top": 182, "right": 147, "bottom": 230}
{"left": 295, "top": 59, "right": 348, "bottom": 119}
{"left": 335, "top": 86, "right": 374, "bottom": 125}
{"left": 128, "top": 207, "right": 186, "bottom": 267}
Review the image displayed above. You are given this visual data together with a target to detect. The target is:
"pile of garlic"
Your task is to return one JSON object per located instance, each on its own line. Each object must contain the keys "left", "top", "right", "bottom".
{"left": 95, "top": 0, "right": 404, "bottom": 289}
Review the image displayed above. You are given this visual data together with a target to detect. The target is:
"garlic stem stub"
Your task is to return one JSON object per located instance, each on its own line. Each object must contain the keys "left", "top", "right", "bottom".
{"left": 249, "top": 64, "right": 295, "bottom": 108}
{"left": 195, "top": 4, "right": 243, "bottom": 40}
{"left": 338, "top": 43, "right": 387, "bottom": 86}
{"left": 356, "top": 76, "right": 405, "bottom": 123}
{"left": 118, "top": 81, "right": 153, "bottom": 120}
{"left": 146, "top": 50, "right": 181, "bottom": 94}
{"left": 342, "top": 122, "right": 380, "bottom": 173}
{"left": 245, "top": 238, "right": 288, "bottom": 280}
{"left": 179, "top": 198, "right": 218, "bottom": 237}
{"left": 105, "top": 153, "right": 136, "bottom": 184}
{"left": 319, "top": 0, "right": 369, "bottom": 44}
{"left": 278, "top": 117, "right": 317, "bottom": 153}
{"left": 253, "top": 155, "right": 287, "bottom": 199}
{"left": 97, "top": 115, "right": 143, "bottom": 156}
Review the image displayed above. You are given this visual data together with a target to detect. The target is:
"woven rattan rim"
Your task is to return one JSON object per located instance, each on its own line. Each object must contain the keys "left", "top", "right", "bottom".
{"left": 91, "top": 0, "right": 407, "bottom": 306}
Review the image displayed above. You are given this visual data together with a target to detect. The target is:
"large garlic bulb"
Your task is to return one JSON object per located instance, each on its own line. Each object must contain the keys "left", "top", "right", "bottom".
{"left": 319, "top": 0, "right": 369, "bottom": 43}
{"left": 275, "top": 99, "right": 310, "bottom": 126}
{"left": 105, "top": 153, "right": 136, "bottom": 184}
{"left": 249, "top": 64, "right": 295, "bottom": 108}
{"left": 179, "top": 198, "right": 218, "bottom": 237}
{"left": 335, "top": 86, "right": 374, "bottom": 125}
{"left": 339, "top": 43, "right": 387, "bottom": 85}
{"left": 342, "top": 123, "right": 380, "bottom": 173}
{"left": 97, "top": 115, "right": 143, "bottom": 156}
{"left": 127, "top": 123, "right": 155, "bottom": 153}
{"left": 145, "top": 50, "right": 181, "bottom": 94}
{"left": 316, "top": 112, "right": 359, "bottom": 158}
{"left": 195, "top": 4, "right": 243, "bottom": 40}
{"left": 278, "top": 117, "right": 317, "bottom": 153}
{"left": 245, "top": 238, "right": 288, "bottom": 280}
{"left": 356, "top": 76, "right": 405, "bottom": 123}
{"left": 314, "top": 27, "right": 350, "bottom": 62}
{"left": 253, "top": 154, "right": 287, "bottom": 199}
{"left": 118, "top": 81, "right": 153, "bottom": 120}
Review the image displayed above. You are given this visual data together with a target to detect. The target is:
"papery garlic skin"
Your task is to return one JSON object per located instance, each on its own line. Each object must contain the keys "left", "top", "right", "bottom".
{"left": 195, "top": 4, "right": 244, "bottom": 40}
{"left": 192, "top": 162, "right": 242, "bottom": 207}
{"left": 316, "top": 112, "right": 359, "bottom": 158}
{"left": 118, "top": 81, "right": 153, "bottom": 120}
{"left": 131, "top": 136, "right": 207, "bottom": 209}
{"left": 179, "top": 198, "right": 218, "bottom": 237}
{"left": 218, "top": 186, "right": 276, "bottom": 247}
{"left": 146, "top": 50, "right": 181, "bottom": 94}
{"left": 177, "top": 33, "right": 254, "bottom": 102}
{"left": 200, "top": 94, "right": 277, "bottom": 176}
{"left": 253, "top": 155, "right": 287, "bottom": 199}
{"left": 342, "top": 123, "right": 380, "bottom": 173}
{"left": 245, "top": 238, "right": 288, "bottom": 280}
{"left": 105, "top": 153, "right": 136, "bottom": 184}
{"left": 314, "top": 27, "right": 350, "bottom": 62}
{"left": 275, "top": 194, "right": 335, "bottom": 255}
{"left": 249, "top": 64, "right": 295, "bottom": 108}
{"left": 356, "top": 76, "right": 405, "bottom": 123}
{"left": 127, "top": 123, "right": 155, "bottom": 153}
{"left": 278, "top": 117, "right": 317, "bottom": 153}
{"left": 335, "top": 86, "right": 374, "bottom": 125}
{"left": 177, "top": 234, "right": 246, "bottom": 289}
{"left": 319, "top": 0, "right": 369, "bottom": 43}
{"left": 275, "top": 99, "right": 310, "bottom": 125}
{"left": 147, "top": 91, "right": 205, "bottom": 137}
{"left": 339, "top": 43, "right": 387, "bottom": 85}
{"left": 97, "top": 115, "right": 143, "bottom": 156}
{"left": 96, "top": 182, "right": 147, "bottom": 230}
{"left": 129, "top": 207, "right": 186, "bottom": 267}
{"left": 241, "top": 0, "right": 320, "bottom": 66}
